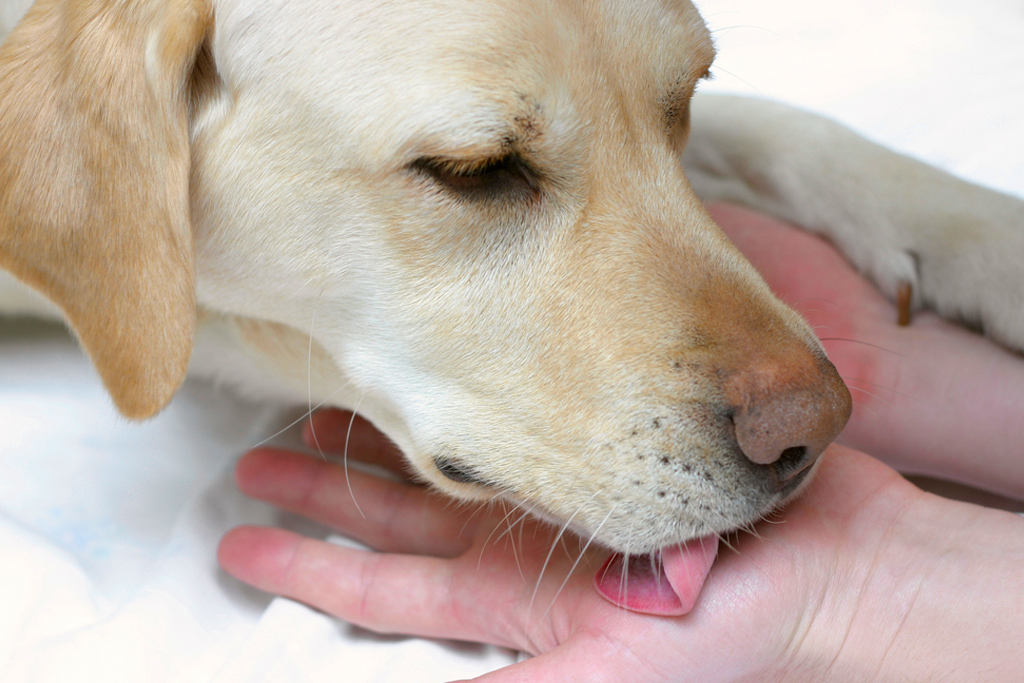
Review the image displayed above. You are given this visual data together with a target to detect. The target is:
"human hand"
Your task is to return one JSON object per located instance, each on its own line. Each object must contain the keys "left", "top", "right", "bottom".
{"left": 219, "top": 204, "right": 1024, "bottom": 681}
{"left": 220, "top": 413, "right": 1024, "bottom": 682}
{"left": 707, "top": 204, "right": 1024, "bottom": 498}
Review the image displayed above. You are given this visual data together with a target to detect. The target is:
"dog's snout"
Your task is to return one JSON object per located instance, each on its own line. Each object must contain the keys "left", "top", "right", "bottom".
{"left": 725, "top": 354, "right": 852, "bottom": 470}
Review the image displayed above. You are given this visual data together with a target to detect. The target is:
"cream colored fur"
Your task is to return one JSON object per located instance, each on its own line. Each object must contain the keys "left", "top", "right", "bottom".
{"left": 0, "top": 0, "right": 1020, "bottom": 554}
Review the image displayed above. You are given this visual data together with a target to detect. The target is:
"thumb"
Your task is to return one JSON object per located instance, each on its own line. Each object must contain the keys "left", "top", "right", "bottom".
{"left": 456, "top": 635, "right": 661, "bottom": 683}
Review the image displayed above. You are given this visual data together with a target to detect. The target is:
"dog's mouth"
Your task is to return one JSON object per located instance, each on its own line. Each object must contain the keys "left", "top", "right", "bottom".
{"left": 430, "top": 451, "right": 817, "bottom": 616}
{"left": 594, "top": 536, "right": 720, "bottom": 615}
{"left": 434, "top": 456, "right": 490, "bottom": 486}
{"left": 430, "top": 473, "right": 725, "bottom": 615}
{"left": 587, "top": 461, "right": 815, "bottom": 615}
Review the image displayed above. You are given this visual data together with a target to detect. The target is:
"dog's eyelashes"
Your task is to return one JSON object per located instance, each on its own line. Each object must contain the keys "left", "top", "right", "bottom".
{"left": 412, "top": 154, "right": 539, "bottom": 201}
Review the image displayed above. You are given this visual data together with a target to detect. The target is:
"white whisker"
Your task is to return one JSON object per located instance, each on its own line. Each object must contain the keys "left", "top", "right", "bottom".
{"left": 527, "top": 494, "right": 595, "bottom": 621}
{"left": 716, "top": 531, "right": 738, "bottom": 554}
{"left": 652, "top": 548, "right": 662, "bottom": 596}
{"left": 618, "top": 542, "right": 631, "bottom": 612}
{"left": 479, "top": 499, "right": 530, "bottom": 568}
{"left": 541, "top": 504, "right": 616, "bottom": 621}
{"left": 459, "top": 500, "right": 490, "bottom": 540}
{"left": 307, "top": 291, "right": 326, "bottom": 460}
{"left": 491, "top": 505, "right": 531, "bottom": 544}
{"left": 248, "top": 379, "right": 354, "bottom": 449}
{"left": 509, "top": 510, "right": 531, "bottom": 583}
{"left": 343, "top": 392, "right": 368, "bottom": 519}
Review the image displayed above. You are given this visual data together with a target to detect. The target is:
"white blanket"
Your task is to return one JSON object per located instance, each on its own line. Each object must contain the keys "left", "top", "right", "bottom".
{"left": 1, "top": 1, "right": 1021, "bottom": 680}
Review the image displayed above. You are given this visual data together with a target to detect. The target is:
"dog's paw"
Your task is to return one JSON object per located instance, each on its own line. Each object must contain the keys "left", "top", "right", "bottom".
{"left": 913, "top": 220, "right": 1023, "bottom": 352}
{"left": 685, "top": 94, "right": 1024, "bottom": 351}
{"left": 873, "top": 198, "right": 1024, "bottom": 353}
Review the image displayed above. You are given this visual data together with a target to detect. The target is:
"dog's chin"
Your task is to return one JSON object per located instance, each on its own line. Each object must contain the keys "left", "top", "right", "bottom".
{"left": 420, "top": 450, "right": 824, "bottom": 556}
{"left": 422, "top": 472, "right": 727, "bottom": 616}
{"left": 590, "top": 467, "right": 822, "bottom": 616}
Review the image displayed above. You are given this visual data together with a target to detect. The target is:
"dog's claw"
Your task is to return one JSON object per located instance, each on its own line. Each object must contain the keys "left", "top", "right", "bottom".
{"left": 897, "top": 280, "right": 913, "bottom": 326}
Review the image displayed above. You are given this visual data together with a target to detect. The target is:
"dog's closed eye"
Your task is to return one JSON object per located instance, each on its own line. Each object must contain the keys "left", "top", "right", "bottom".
{"left": 411, "top": 154, "right": 540, "bottom": 202}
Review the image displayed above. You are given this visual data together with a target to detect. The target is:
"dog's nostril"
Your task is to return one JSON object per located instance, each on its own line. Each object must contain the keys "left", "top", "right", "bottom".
{"left": 434, "top": 457, "right": 482, "bottom": 485}
{"left": 725, "top": 355, "right": 852, "bottom": 468}
{"left": 773, "top": 446, "right": 809, "bottom": 480}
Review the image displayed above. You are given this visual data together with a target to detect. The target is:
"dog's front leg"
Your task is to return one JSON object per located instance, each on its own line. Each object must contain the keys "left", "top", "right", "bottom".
{"left": 684, "top": 93, "right": 1024, "bottom": 352}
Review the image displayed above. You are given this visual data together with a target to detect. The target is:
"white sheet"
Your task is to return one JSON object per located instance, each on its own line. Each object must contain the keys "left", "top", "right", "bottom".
{"left": 1, "top": 1, "right": 1021, "bottom": 681}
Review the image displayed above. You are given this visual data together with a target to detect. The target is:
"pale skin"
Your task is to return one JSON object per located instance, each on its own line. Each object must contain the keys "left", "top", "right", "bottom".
{"left": 218, "top": 204, "right": 1024, "bottom": 682}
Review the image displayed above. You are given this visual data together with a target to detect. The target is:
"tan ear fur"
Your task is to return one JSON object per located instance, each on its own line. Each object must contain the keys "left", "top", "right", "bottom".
{"left": 0, "top": 0, "right": 212, "bottom": 419}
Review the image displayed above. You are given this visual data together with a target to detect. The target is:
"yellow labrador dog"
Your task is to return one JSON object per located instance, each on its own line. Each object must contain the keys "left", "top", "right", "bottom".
{"left": 0, "top": 0, "right": 1021, "bottom": 565}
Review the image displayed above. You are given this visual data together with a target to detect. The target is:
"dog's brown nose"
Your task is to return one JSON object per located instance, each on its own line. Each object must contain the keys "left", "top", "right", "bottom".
{"left": 724, "top": 355, "right": 851, "bottom": 472}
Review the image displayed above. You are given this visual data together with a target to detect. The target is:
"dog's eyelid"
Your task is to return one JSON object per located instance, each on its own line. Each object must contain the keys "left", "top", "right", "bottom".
{"left": 410, "top": 153, "right": 541, "bottom": 200}
{"left": 413, "top": 152, "right": 528, "bottom": 175}
{"left": 661, "top": 64, "right": 711, "bottom": 130}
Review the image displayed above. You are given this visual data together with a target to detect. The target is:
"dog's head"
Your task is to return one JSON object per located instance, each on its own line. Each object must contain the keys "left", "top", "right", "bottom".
{"left": 0, "top": 0, "right": 850, "bottom": 553}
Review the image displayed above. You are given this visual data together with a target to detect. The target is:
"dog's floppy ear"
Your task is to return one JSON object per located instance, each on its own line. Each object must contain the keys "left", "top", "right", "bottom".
{"left": 0, "top": 0, "right": 212, "bottom": 419}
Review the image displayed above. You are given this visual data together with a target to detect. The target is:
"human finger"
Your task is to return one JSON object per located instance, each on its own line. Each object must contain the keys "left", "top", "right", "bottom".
{"left": 457, "top": 633, "right": 664, "bottom": 683}
{"left": 236, "top": 447, "right": 476, "bottom": 557}
{"left": 219, "top": 525, "right": 540, "bottom": 650}
{"left": 235, "top": 448, "right": 610, "bottom": 624}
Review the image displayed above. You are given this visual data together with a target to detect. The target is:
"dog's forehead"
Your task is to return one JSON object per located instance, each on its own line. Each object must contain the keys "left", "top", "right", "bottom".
{"left": 213, "top": 0, "right": 713, "bottom": 160}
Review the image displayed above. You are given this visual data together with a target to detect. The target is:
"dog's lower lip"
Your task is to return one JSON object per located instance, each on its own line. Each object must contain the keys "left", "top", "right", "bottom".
{"left": 434, "top": 458, "right": 479, "bottom": 484}
{"left": 433, "top": 456, "right": 502, "bottom": 489}
{"left": 780, "top": 465, "right": 812, "bottom": 494}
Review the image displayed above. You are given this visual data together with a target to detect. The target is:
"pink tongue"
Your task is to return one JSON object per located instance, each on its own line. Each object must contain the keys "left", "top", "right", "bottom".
{"left": 594, "top": 536, "right": 719, "bottom": 616}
